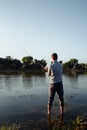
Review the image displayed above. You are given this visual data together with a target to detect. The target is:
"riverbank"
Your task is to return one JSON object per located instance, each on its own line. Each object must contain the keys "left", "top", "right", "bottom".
{"left": 0, "top": 68, "right": 45, "bottom": 75}
{"left": 0, "top": 105, "right": 87, "bottom": 130}
{"left": 0, "top": 68, "right": 87, "bottom": 76}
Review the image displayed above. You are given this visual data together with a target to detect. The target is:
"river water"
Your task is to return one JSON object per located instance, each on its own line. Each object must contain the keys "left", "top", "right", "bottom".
{"left": 0, "top": 73, "right": 87, "bottom": 126}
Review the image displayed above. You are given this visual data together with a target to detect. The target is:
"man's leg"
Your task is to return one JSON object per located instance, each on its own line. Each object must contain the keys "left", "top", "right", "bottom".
{"left": 59, "top": 99, "right": 64, "bottom": 120}
{"left": 57, "top": 82, "right": 64, "bottom": 121}
{"left": 58, "top": 95, "right": 64, "bottom": 123}
{"left": 48, "top": 84, "right": 55, "bottom": 118}
{"left": 48, "top": 105, "right": 51, "bottom": 118}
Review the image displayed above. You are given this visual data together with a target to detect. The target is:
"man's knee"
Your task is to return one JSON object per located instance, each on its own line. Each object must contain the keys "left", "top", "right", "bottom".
{"left": 48, "top": 96, "right": 54, "bottom": 107}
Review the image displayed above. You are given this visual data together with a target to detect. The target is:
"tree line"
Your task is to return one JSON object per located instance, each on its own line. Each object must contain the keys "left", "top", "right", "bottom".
{"left": 0, "top": 56, "right": 87, "bottom": 74}
{"left": 63, "top": 58, "right": 87, "bottom": 74}
{"left": 0, "top": 56, "right": 47, "bottom": 71}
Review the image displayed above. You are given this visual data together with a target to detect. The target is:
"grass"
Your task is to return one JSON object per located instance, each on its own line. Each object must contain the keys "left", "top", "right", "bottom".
{"left": 0, "top": 116, "right": 87, "bottom": 130}
{"left": 0, "top": 124, "right": 20, "bottom": 130}
{"left": 49, "top": 115, "right": 87, "bottom": 130}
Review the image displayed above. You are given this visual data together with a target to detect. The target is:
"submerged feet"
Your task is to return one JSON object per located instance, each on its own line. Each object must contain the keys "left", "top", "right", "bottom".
{"left": 59, "top": 114, "right": 64, "bottom": 124}
{"left": 47, "top": 112, "right": 64, "bottom": 124}
{"left": 47, "top": 105, "right": 64, "bottom": 124}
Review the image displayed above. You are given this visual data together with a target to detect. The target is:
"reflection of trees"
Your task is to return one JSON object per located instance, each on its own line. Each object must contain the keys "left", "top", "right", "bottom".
{"left": 0, "top": 75, "right": 21, "bottom": 91}
{"left": 0, "top": 75, "right": 13, "bottom": 91}
{"left": 21, "top": 76, "right": 33, "bottom": 89}
{"left": 21, "top": 75, "right": 46, "bottom": 90}
{"left": 0, "top": 75, "right": 46, "bottom": 92}
{"left": 69, "top": 77, "right": 79, "bottom": 89}
{"left": 0, "top": 75, "right": 5, "bottom": 89}
{"left": 4, "top": 75, "right": 13, "bottom": 90}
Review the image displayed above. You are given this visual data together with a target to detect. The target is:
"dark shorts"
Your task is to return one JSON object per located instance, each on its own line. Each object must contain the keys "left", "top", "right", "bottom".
{"left": 48, "top": 82, "right": 64, "bottom": 106}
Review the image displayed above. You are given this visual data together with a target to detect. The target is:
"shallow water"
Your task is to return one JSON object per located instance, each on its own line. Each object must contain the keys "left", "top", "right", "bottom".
{"left": 0, "top": 73, "right": 87, "bottom": 126}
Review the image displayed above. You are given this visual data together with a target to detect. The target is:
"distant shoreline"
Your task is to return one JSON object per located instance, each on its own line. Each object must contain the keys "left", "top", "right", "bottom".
{"left": 0, "top": 69, "right": 45, "bottom": 75}
{"left": 0, "top": 68, "right": 87, "bottom": 75}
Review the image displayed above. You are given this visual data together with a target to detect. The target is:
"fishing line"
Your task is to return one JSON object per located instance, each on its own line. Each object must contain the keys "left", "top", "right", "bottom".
{"left": 20, "top": 46, "right": 45, "bottom": 69}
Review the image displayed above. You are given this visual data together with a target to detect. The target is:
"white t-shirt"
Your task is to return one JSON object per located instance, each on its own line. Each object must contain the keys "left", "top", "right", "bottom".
{"left": 48, "top": 60, "right": 62, "bottom": 84}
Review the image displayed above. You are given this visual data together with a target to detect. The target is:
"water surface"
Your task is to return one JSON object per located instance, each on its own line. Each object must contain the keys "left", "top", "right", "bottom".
{"left": 0, "top": 73, "right": 87, "bottom": 121}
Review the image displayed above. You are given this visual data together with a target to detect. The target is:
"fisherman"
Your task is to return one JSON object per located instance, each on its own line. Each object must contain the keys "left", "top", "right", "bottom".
{"left": 44, "top": 53, "right": 64, "bottom": 121}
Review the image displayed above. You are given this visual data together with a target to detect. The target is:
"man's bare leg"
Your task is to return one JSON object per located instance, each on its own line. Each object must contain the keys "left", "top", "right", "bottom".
{"left": 59, "top": 105, "right": 64, "bottom": 122}
{"left": 48, "top": 105, "right": 51, "bottom": 118}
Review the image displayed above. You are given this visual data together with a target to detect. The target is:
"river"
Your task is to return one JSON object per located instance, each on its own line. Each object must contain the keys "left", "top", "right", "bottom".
{"left": 0, "top": 73, "right": 87, "bottom": 128}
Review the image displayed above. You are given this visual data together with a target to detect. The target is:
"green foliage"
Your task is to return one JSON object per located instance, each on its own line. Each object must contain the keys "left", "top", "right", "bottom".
{"left": 0, "top": 55, "right": 47, "bottom": 74}
{"left": 63, "top": 58, "right": 78, "bottom": 69}
{"left": 85, "top": 63, "right": 87, "bottom": 69}
{"left": 48, "top": 116, "right": 87, "bottom": 130}
{"left": 5, "top": 56, "right": 13, "bottom": 60}
{"left": 0, "top": 124, "right": 20, "bottom": 130}
{"left": 69, "top": 58, "right": 78, "bottom": 65}
{"left": 36, "top": 59, "right": 47, "bottom": 67}
{"left": 63, "top": 58, "right": 87, "bottom": 74}
{"left": 22, "top": 56, "right": 33, "bottom": 64}
{"left": 0, "top": 115, "right": 87, "bottom": 130}
{"left": 0, "top": 57, "right": 22, "bottom": 70}
{"left": 0, "top": 55, "right": 87, "bottom": 74}
{"left": 72, "top": 116, "right": 83, "bottom": 126}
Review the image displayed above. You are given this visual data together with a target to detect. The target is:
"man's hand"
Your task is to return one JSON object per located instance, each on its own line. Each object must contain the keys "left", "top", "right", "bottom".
{"left": 44, "top": 67, "right": 48, "bottom": 72}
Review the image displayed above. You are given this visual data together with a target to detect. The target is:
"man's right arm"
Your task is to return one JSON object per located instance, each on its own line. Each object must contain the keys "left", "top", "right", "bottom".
{"left": 44, "top": 66, "right": 48, "bottom": 72}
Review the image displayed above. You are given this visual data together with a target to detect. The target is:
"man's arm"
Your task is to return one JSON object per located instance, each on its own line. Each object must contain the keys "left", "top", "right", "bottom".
{"left": 44, "top": 64, "right": 51, "bottom": 76}
{"left": 48, "top": 65, "right": 51, "bottom": 76}
{"left": 44, "top": 66, "right": 48, "bottom": 72}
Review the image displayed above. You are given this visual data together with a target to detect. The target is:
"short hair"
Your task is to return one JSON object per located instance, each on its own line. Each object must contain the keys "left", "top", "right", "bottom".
{"left": 51, "top": 53, "right": 58, "bottom": 60}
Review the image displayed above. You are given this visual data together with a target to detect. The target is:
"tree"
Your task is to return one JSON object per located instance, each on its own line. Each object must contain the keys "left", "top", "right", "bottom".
{"left": 12, "top": 59, "right": 22, "bottom": 69}
{"left": 85, "top": 63, "right": 87, "bottom": 70}
{"left": 40, "top": 59, "right": 47, "bottom": 67}
{"left": 22, "top": 56, "right": 33, "bottom": 64}
{"left": 69, "top": 59, "right": 78, "bottom": 66}
{"left": 63, "top": 58, "right": 78, "bottom": 69}
{"left": 59, "top": 60, "right": 63, "bottom": 64}
{"left": 6, "top": 56, "right": 13, "bottom": 60}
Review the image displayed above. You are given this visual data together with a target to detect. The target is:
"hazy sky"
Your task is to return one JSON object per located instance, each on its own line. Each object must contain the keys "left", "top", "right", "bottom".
{"left": 0, "top": 0, "right": 87, "bottom": 63}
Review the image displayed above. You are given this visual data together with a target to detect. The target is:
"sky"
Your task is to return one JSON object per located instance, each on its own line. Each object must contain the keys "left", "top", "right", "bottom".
{"left": 0, "top": 0, "right": 87, "bottom": 63}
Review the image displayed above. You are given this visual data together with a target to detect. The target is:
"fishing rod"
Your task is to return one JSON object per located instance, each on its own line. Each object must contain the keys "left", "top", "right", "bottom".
{"left": 21, "top": 47, "right": 45, "bottom": 69}
{"left": 34, "top": 59, "right": 45, "bottom": 69}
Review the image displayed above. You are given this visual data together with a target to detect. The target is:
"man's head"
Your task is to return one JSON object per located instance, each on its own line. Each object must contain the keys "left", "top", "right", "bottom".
{"left": 51, "top": 53, "right": 58, "bottom": 61}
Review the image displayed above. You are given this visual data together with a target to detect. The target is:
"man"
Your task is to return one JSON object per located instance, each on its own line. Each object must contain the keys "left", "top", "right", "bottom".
{"left": 45, "top": 53, "right": 64, "bottom": 121}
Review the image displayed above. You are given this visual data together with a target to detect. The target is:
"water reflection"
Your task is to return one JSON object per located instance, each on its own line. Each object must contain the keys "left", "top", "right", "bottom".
{"left": 0, "top": 75, "right": 22, "bottom": 91}
{"left": 0, "top": 74, "right": 87, "bottom": 120}
{"left": 63, "top": 74, "right": 79, "bottom": 89}
{"left": 21, "top": 76, "right": 33, "bottom": 89}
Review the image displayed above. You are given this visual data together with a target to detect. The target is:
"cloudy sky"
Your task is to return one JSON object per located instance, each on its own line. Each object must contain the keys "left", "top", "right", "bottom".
{"left": 0, "top": 0, "right": 87, "bottom": 63}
